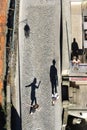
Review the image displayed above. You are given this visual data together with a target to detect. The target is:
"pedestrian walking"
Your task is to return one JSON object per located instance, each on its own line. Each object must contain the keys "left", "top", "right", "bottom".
{"left": 72, "top": 56, "right": 80, "bottom": 70}
{"left": 50, "top": 59, "right": 58, "bottom": 98}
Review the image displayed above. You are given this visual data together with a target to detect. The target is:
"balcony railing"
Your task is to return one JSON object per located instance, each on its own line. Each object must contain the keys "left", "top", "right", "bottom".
{"left": 70, "top": 62, "right": 87, "bottom": 73}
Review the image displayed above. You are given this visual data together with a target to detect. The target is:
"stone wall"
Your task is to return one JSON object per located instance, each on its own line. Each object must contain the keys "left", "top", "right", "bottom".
{"left": 62, "top": 0, "right": 71, "bottom": 72}
{"left": 71, "top": 2, "right": 82, "bottom": 49}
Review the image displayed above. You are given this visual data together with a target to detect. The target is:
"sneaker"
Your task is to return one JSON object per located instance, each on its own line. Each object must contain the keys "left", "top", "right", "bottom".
{"left": 34, "top": 104, "right": 39, "bottom": 109}
{"left": 56, "top": 95, "right": 59, "bottom": 99}
{"left": 30, "top": 105, "right": 33, "bottom": 107}
{"left": 52, "top": 94, "right": 55, "bottom": 98}
{"left": 30, "top": 112, "right": 33, "bottom": 115}
{"left": 55, "top": 93, "right": 58, "bottom": 97}
{"left": 52, "top": 101, "right": 55, "bottom": 106}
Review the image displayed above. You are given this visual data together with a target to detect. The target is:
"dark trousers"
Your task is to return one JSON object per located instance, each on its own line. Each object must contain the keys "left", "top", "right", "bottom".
{"left": 51, "top": 80, "right": 57, "bottom": 95}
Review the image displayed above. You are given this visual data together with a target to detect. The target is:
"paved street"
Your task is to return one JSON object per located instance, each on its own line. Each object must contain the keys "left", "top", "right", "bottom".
{"left": 19, "top": 0, "right": 62, "bottom": 130}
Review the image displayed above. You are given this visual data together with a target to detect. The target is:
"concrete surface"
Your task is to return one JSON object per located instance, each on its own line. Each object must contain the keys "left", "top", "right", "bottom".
{"left": 19, "top": 0, "right": 62, "bottom": 130}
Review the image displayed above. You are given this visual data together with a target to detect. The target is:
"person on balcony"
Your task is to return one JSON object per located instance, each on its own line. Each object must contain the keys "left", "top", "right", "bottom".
{"left": 71, "top": 38, "right": 79, "bottom": 60}
{"left": 72, "top": 56, "right": 81, "bottom": 70}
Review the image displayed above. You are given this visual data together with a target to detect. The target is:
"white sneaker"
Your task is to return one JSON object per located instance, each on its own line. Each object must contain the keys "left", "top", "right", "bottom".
{"left": 56, "top": 95, "right": 59, "bottom": 99}
{"left": 30, "top": 112, "right": 33, "bottom": 115}
{"left": 55, "top": 93, "right": 58, "bottom": 97}
{"left": 52, "top": 94, "right": 55, "bottom": 98}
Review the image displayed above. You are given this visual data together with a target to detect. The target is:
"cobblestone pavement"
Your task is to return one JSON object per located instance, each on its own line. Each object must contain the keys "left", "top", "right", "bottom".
{"left": 19, "top": 0, "right": 62, "bottom": 130}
